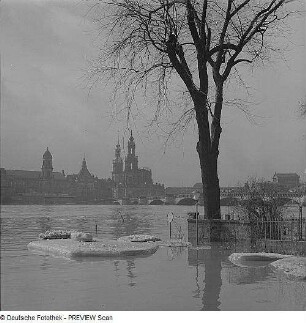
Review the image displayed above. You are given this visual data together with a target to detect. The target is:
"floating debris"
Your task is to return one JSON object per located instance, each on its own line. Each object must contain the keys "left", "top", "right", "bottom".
{"left": 71, "top": 231, "right": 93, "bottom": 242}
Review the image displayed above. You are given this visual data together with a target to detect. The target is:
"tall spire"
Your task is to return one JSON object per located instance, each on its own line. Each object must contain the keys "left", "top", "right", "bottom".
{"left": 115, "top": 139, "right": 121, "bottom": 158}
{"left": 125, "top": 130, "right": 138, "bottom": 171}
{"left": 112, "top": 137, "right": 124, "bottom": 182}
{"left": 82, "top": 155, "right": 87, "bottom": 169}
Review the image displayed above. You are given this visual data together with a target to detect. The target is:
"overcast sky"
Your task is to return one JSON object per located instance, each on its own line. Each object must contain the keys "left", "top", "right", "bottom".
{"left": 1, "top": 0, "right": 305, "bottom": 187}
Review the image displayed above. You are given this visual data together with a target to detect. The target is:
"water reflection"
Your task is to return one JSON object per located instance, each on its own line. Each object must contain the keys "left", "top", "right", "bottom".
{"left": 113, "top": 260, "right": 120, "bottom": 278}
{"left": 166, "top": 246, "right": 185, "bottom": 260}
{"left": 108, "top": 207, "right": 153, "bottom": 239}
{"left": 188, "top": 244, "right": 279, "bottom": 310}
{"left": 36, "top": 216, "right": 52, "bottom": 233}
{"left": 39, "top": 255, "right": 52, "bottom": 271}
{"left": 126, "top": 260, "right": 137, "bottom": 287}
{"left": 223, "top": 262, "right": 271, "bottom": 285}
{"left": 188, "top": 246, "right": 223, "bottom": 310}
{"left": 202, "top": 247, "right": 223, "bottom": 311}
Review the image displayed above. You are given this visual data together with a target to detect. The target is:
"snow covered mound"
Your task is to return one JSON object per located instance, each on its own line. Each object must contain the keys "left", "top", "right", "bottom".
{"left": 38, "top": 230, "right": 93, "bottom": 242}
{"left": 39, "top": 230, "right": 71, "bottom": 240}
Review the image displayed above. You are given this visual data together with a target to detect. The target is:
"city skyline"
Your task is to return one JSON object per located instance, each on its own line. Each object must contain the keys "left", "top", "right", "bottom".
{"left": 1, "top": 141, "right": 303, "bottom": 188}
{"left": 1, "top": 0, "right": 305, "bottom": 187}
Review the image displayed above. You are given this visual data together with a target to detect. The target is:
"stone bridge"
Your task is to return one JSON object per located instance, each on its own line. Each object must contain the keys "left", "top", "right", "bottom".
{"left": 115, "top": 191, "right": 305, "bottom": 206}
{"left": 219, "top": 192, "right": 304, "bottom": 205}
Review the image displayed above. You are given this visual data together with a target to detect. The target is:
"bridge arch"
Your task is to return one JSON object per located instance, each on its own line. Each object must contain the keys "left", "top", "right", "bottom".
{"left": 176, "top": 198, "right": 196, "bottom": 206}
{"left": 149, "top": 199, "right": 164, "bottom": 205}
{"left": 275, "top": 197, "right": 300, "bottom": 207}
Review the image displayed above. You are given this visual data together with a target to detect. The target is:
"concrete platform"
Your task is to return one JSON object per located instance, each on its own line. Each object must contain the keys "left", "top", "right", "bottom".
{"left": 158, "top": 239, "right": 191, "bottom": 247}
{"left": 117, "top": 234, "right": 161, "bottom": 242}
{"left": 28, "top": 238, "right": 159, "bottom": 259}
{"left": 229, "top": 252, "right": 292, "bottom": 268}
{"left": 229, "top": 252, "right": 306, "bottom": 280}
{"left": 270, "top": 256, "right": 306, "bottom": 280}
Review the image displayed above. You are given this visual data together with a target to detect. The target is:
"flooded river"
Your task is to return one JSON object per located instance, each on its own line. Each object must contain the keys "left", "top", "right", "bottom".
{"left": 1, "top": 205, "right": 305, "bottom": 310}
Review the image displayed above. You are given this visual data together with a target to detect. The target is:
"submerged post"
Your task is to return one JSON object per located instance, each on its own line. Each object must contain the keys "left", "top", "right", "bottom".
{"left": 193, "top": 191, "right": 200, "bottom": 246}
{"left": 196, "top": 203, "right": 198, "bottom": 246}
{"left": 299, "top": 196, "right": 306, "bottom": 241}
{"left": 167, "top": 212, "right": 174, "bottom": 240}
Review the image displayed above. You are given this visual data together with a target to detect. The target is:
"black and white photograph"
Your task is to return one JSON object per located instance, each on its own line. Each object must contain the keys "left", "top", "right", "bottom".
{"left": 0, "top": 0, "right": 305, "bottom": 316}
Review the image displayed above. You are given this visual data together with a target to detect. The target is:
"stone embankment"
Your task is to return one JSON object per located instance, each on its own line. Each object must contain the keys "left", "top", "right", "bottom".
{"left": 229, "top": 252, "right": 306, "bottom": 280}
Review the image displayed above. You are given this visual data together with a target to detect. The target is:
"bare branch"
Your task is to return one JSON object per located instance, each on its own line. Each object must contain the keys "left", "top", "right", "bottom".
{"left": 87, "top": 0, "right": 298, "bottom": 218}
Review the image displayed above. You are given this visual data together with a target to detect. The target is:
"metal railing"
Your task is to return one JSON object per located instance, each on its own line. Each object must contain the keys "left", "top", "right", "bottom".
{"left": 253, "top": 218, "right": 306, "bottom": 242}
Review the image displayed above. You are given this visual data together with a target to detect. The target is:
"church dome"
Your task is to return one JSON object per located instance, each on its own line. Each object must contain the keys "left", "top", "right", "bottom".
{"left": 43, "top": 147, "right": 52, "bottom": 159}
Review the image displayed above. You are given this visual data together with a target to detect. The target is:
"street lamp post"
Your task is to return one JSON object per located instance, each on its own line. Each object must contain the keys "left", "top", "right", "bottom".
{"left": 193, "top": 191, "right": 200, "bottom": 246}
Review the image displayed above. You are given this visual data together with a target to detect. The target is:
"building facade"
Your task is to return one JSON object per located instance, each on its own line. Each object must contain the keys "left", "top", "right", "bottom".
{"left": 0, "top": 148, "right": 113, "bottom": 204}
{"left": 1, "top": 135, "right": 164, "bottom": 204}
{"left": 272, "top": 173, "right": 300, "bottom": 188}
{"left": 112, "top": 131, "right": 164, "bottom": 199}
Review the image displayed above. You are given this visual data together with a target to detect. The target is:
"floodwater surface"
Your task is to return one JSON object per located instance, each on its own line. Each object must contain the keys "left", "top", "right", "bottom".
{"left": 1, "top": 205, "right": 305, "bottom": 311}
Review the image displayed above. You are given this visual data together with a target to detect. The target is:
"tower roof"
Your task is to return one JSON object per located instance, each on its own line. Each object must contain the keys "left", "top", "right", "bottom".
{"left": 43, "top": 147, "right": 52, "bottom": 159}
{"left": 129, "top": 130, "right": 134, "bottom": 141}
{"left": 78, "top": 156, "right": 93, "bottom": 180}
{"left": 115, "top": 141, "right": 122, "bottom": 159}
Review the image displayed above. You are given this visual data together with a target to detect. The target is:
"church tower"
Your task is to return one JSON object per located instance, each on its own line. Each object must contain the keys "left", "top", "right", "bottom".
{"left": 78, "top": 156, "right": 93, "bottom": 182}
{"left": 112, "top": 139, "right": 124, "bottom": 184}
{"left": 125, "top": 131, "right": 138, "bottom": 172}
{"left": 41, "top": 147, "right": 53, "bottom": 180}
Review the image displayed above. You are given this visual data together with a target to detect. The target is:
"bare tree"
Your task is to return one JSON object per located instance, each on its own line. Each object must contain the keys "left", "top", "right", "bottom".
{"left": 241, "top": 178, "right": 285, "bottom": 221}
{"left": 89, "top": 0, "right": 298, "bottom": 220}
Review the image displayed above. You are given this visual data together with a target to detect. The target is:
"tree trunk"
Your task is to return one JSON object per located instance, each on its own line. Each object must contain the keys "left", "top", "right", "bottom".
{"left": 197, "top": 141, "right": 221, "bottom": 220}
{"left": 194, "top": 92, "right": 221, "bottom": 220}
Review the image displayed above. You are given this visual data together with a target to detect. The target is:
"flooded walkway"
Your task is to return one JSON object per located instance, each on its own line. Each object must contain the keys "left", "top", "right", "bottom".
{"left": 1, "top": 205, "right": 305, "bottom": 310}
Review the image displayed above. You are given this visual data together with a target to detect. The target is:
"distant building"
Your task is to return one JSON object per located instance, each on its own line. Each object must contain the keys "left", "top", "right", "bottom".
{"left": 112, "top": 131, "right": 164, "bottom": 199}
{"left": 0, "top": 148, "right": 113, "bottom": 204}
{"left": 272, "top": 173, "right": 300, "bottom": 188}
{"left": 165, "top": 186, "right": 196, "bottom": 196}
{"left": 66, "top": 156, "right": 113, "bottom": 202}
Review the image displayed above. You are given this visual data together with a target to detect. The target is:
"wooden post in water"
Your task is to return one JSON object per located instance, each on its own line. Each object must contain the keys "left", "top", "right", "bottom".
{"left": 167, "top": 212, "right": 174, "bottom": 240}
